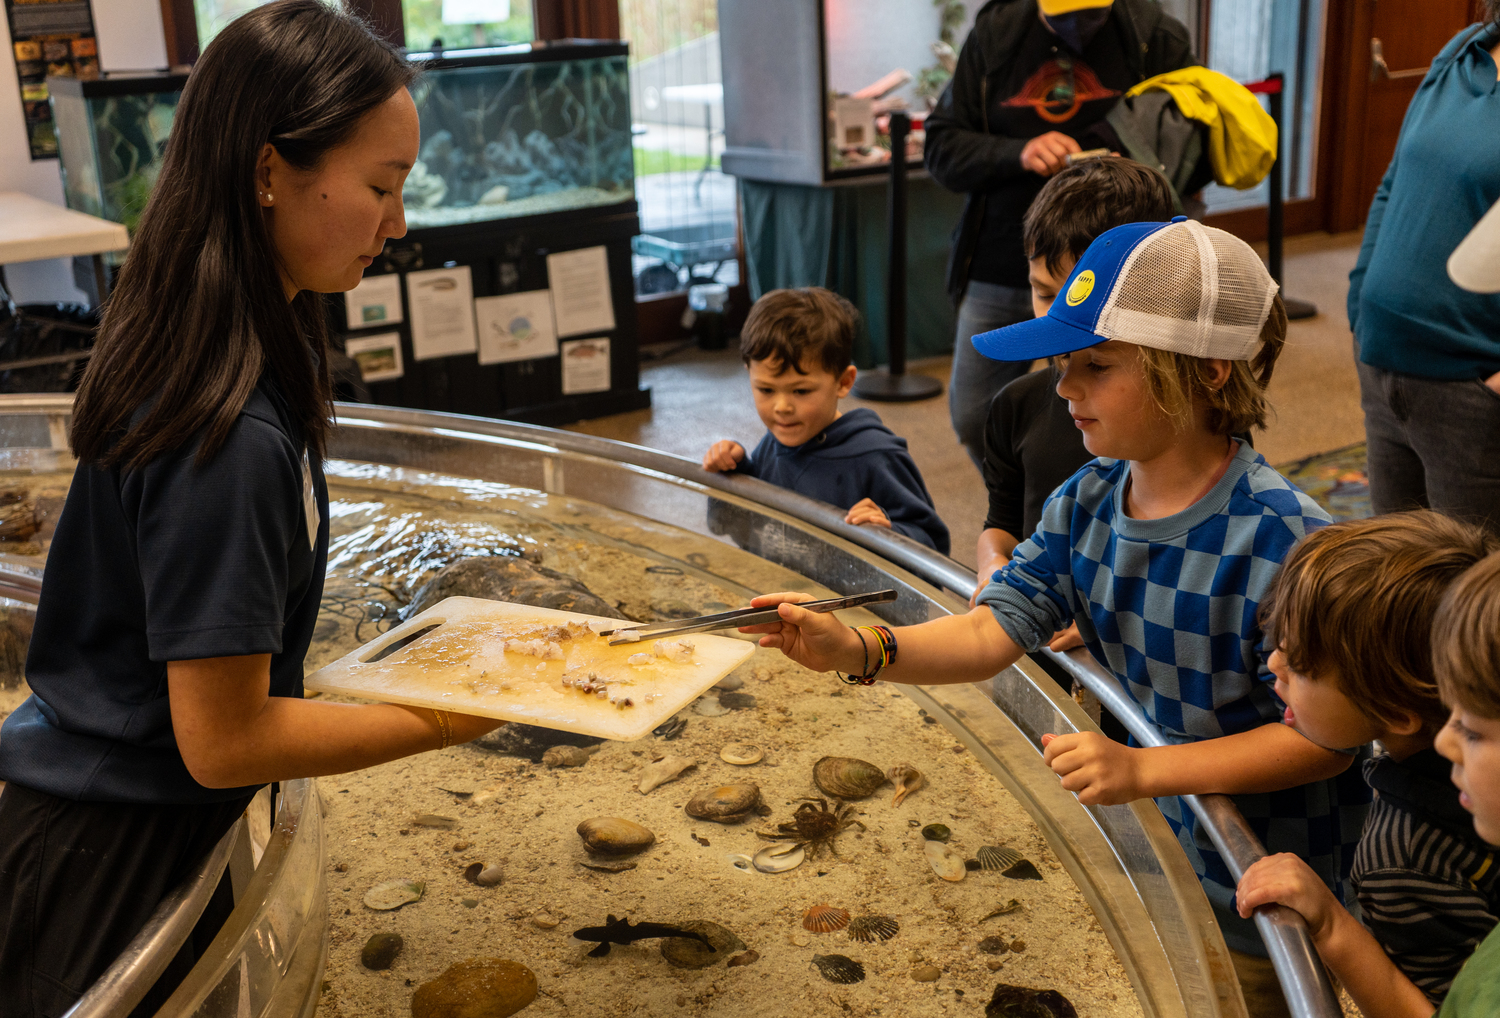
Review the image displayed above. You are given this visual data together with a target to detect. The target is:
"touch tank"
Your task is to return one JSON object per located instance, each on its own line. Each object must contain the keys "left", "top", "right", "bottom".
{"left": 402, "top": 43, "right": 635, "bottom": 230}
{"left": 0, "top": 397, "right": 1332, "bottom": 1018}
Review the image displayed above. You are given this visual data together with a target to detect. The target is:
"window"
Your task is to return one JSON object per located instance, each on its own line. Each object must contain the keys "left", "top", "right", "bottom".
{"left": 403, "top": 0, "right": 532, "bottom": 52}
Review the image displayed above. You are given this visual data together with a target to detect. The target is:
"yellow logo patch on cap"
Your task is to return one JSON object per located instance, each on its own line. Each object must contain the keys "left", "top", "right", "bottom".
{"left": 1065, "top": 270, "right": 1096, "bottom": 306}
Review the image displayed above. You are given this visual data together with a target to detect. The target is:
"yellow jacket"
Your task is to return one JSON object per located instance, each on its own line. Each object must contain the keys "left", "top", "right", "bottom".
{"left": 1125, "top": 66, "right": 1278, "bottom": 190}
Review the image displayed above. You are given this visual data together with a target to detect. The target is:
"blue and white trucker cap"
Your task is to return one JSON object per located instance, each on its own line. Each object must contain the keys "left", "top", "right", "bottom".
{"left": 972, "top": 217, "right": 1280, "bottom": 363}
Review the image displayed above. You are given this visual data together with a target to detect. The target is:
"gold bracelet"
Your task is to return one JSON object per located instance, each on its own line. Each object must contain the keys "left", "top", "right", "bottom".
{"left": 430, "top": 708, "right": 452, "bottom": 750}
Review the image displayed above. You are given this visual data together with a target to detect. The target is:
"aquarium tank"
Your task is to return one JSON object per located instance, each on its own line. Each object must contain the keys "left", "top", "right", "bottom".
{"left": 49, "top": 71, "right": 187, "bottom": 245}
{"left": 403, "top": 43, "right": 636, "bottom": 229}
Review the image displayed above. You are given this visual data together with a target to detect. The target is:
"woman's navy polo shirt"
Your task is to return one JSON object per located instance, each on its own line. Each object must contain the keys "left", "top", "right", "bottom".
{"left": 0, "top": 382, "right": 330, "bottom": 804}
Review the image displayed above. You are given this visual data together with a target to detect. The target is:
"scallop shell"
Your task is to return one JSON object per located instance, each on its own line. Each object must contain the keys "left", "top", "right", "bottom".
{"left": 812, "top": 756, "right": 888, "bottom": 800}
{"left": 811, "top": 954, "right": 866, "bottom": 985}
{"left": 576, "top": 817, "right": 656, "bottom": 857}
{"left": 802, "top": 904, "right": 851, "bottom": 933}
{"left": 751, "top": 843, "right": 806, "bottom": 873}
{"left": 977, "top": 845, "right": 1022, "bottom": 870}
{"left": 685, "top": 783, "right": 766, "bottom": 824}
{"left": 363, "top": 878, "right": 424, "bottom": 911}
{"left": 924, "top": 840, "right": 967, "bottom": 882}
{"left": 887, "top": 763, "right": 925, "bottom": 806}
{"left": 636, "top": 755, "right": 698, "bottom": 793}
{"left": 846, "top": 915, "right": 900, "bottom": 943}
{"left": 719, "top": 742, "right": 764, "bottom": 766}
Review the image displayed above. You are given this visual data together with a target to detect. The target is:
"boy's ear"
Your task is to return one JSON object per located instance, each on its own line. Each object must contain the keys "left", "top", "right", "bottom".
{"left": 1385, "top": 709, "right": 1426, "bottom": 737}
{"left": 836, "top": 365, "right": 857, "bottom": 397}
{"left": 1203, "top": 358, "right": 1233, "bottom": 392}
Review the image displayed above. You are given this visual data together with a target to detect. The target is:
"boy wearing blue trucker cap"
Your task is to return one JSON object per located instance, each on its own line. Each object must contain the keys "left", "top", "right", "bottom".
{"left": 740, "top": 218, "right": 1369, "bottom": 1017}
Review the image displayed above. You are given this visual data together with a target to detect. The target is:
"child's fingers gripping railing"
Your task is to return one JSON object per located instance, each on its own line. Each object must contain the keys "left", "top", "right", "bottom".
{"left": 1040, "top": 644, "right": 1343, "bottom": 1018}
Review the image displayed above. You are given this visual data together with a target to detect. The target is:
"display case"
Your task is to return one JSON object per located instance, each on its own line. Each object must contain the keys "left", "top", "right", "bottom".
{"left": 48, "top": 70, "right": 188, "bottom": 250}
{"left": 48, "top": 46, "right": 649, "bottom": 426}
{"left": 402, "top": 43, "right": 634, "bottom": 228}
{"left": 719, "top": 0, "right": 949, "bottom": 185}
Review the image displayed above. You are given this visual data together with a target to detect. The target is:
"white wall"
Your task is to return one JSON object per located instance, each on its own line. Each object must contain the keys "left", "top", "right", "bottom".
{"left": 1, "top": 0, "right": 168, "bottom": 303}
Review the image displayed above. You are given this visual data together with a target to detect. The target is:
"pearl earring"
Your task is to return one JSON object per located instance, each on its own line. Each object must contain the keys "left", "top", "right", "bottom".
{"left": 260, "top": 191, "right": 274, "bottom": 204}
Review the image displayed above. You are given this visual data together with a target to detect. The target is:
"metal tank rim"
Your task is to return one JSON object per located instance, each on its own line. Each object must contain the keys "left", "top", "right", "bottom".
{"left": 0, "top": 395, "right": 1335, "bottom": 1018}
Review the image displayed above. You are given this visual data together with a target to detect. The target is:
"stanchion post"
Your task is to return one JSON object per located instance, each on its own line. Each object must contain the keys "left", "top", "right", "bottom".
{"left": 1251, "top": 72, "right": 1317, "bottom": 320}
{"left": 852, "top": 112, "right": 943, "bottom": 402}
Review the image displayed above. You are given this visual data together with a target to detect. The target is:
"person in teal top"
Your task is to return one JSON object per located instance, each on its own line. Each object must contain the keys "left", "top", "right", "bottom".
{"left": 1237, "top": 550, "right": 1500, "bottom": 1018}
{"left": 1346, "top": 8, "right": 1500, "bottom": 534}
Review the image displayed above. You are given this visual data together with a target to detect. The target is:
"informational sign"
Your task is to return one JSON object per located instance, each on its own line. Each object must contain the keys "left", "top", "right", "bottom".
{"left": 5, "top": 0, "right": 98, "bottom": 159}
{"left": 546, "top": 246, "right": 615, "bottom": 338}
{"left": 474, "top": 289, "right": 557, "bottom": 365}
{"left": 405, "top": 265, "right": 477, "bottom": 361}
{"left": 343, "top": 332, "right": 405, "bottom": 383}
{"left": 344, "top": 273, "right": 404, "bottom": 329}
{"left": 560, "top": 337, "right": 610, "bottom": 395}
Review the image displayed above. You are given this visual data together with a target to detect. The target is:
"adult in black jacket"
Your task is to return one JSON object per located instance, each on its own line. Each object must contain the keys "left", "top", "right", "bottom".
{"left": 925, "top": 0, "right": 1195, "bottom": 465}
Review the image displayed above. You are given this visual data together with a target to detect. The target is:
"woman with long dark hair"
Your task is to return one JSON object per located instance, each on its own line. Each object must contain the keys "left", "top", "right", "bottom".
{"left": 0, "top": 4, "right": 500, "bottom": 1013}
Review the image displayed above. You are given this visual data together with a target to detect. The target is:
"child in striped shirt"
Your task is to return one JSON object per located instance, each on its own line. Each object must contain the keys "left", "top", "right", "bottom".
{"left": 744, "top": 217, "right": 1371, "bottom": 1016}
{"left": 1237, "top": 518, "right": 1500, "bottom": 1016}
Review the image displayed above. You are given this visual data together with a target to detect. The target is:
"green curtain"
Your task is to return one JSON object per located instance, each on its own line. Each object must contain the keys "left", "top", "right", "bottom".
{"left": 740, "top": 177, "right": 966, "bottom": 368}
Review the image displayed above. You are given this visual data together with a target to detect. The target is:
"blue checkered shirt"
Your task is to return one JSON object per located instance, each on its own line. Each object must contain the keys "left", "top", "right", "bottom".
{"left": 978, "top": 443, "right": 1372, "bottom": 953}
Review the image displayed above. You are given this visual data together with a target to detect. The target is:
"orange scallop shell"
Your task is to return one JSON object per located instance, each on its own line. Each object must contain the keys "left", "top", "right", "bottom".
{"left": 802, "top": 904, "right": 851, "bottom": 933}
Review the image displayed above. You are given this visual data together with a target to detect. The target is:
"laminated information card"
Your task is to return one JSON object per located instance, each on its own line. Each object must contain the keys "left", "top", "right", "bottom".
{"left": 560, "top": 337, "right": 610, "bottom": 395}
{"left": 474, "top": 289, "right": 557, "bottom": 365}
{"left": 406, "top": 266, "right": 477, "bottom": 360}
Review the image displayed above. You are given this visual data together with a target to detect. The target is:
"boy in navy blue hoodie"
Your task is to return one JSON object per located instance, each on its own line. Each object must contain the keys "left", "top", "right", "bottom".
{"left": 702, "top": 287, "right": 950, "bottom": 554}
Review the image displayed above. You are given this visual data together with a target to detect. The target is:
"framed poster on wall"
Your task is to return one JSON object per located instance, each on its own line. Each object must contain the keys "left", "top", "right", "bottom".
{"left": 5, "top": 0, "right": 98, "bottom": 159}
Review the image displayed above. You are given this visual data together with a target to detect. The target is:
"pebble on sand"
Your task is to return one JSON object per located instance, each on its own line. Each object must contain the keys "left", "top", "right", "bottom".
{"left": 410, "top": 958, "right": 538, "bottom": 1018}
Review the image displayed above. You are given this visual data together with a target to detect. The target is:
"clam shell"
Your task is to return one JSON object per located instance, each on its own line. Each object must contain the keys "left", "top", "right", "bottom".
{"left": 693, "top": 695, "right": 729, "bottom": 717}
{"left": 978, "top": 935, "right": 1010, "bottom": 955}
{"left": 802, "top": 904, "right": 851, "bottom": 933}
{"left": 727, "top": 853, "right": 755, "bottom": 873}
{"left": 977, "top": 846, "right": 1022, "bottom": 871}
{"left": 659, "top": 920, "right": 746, "bottom": 969}
{"left": 924, "top": 840, "right": 967, "bottom": 882}
{"left": 752, "top": 843, "right": 806, "bottom": 873}
{"left": 811, "top": 954, "right": 865, "bottom": 985}
{"left": 576, "top": 817, "right": 656, "bottom": 857}
{"left": 921, "top": 823, "right": 951, "bottom": 842}
{"left": 636, "top": 755, "right": 698, "bottom": 793}
{"left": 847, "top": 915, "right": 899, "bottom": 943}
{"left": 887, "top": 763, "right": 925, "bottom": 806}
{"left": 1002, "top": 858, "right": 1044, "bottom": 881}
{"left": 463, "top": 862, "right": 503, "bottom": 886}
{"left": 719, "top": 742, "right": 764, "bottom": 766}
{"left": 685, "top": 783, "right": 765, "bottom": 824}
{"left": 363, "top": 878, "right": 424, "bottom": 911}
{"left": 812, "top": 756, "right": 888, "bottom": 800}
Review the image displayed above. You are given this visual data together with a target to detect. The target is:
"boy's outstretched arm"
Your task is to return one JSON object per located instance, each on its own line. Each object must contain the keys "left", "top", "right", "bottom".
{"left": 1041, "top": 723, "right": 1353, "bottom": 806}
{"left": 741, "top": 593, "right": 1024, "bottom": 686}
{"left": 1237, "top": 854, "right": 1435, "bottom": 1018}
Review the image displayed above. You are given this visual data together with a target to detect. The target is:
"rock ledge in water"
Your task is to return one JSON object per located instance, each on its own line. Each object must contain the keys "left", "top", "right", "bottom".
{"left": 410, "top": 958, "right": 537, "bottom": 1018}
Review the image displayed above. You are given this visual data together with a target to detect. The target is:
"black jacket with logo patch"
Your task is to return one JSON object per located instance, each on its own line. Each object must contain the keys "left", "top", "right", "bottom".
{"left": 925, "top": 0, "right": 1196, "bottom": 303}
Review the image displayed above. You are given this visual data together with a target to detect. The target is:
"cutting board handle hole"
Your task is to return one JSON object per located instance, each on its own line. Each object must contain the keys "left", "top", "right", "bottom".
{"left": 363, "top": 623, "right": 443, "bottom": 663}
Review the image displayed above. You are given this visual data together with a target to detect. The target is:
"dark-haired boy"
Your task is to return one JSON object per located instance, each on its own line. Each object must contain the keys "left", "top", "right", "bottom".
{"left": 974, "top": 157, "right": 1176, "bottom": 602}
{"left": 1236, "top": 511, "right": 1500, "bottom": 1014}
{"left": 701, "top": 287, "right": 950, "bottom": 553}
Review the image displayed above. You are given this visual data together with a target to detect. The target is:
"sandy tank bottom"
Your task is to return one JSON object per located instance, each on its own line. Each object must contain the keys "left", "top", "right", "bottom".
{"left": 306, "top": 464, "right": 1144, "bottom": 1018}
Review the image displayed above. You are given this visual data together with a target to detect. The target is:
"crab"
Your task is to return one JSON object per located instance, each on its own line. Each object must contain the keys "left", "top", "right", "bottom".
{"left": 756, "top": 797, "right": 866, "bottom": 859}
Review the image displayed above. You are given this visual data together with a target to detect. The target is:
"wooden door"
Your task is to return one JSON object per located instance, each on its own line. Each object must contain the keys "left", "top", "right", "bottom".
{"left": 1325, "top": 0, "right": 1487, "bottom": 231}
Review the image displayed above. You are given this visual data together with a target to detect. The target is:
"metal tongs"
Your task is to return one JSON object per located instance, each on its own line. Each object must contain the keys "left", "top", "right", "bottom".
{"left": 599, "top": 589, "right": 898, "bottom": 646}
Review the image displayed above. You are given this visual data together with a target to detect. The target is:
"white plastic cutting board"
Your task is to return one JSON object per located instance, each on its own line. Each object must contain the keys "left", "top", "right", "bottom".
{"left": 304, "top": 597, "right": 756, "bottom": 741}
